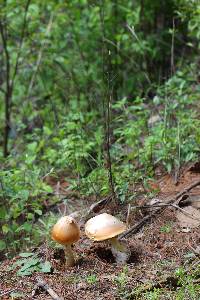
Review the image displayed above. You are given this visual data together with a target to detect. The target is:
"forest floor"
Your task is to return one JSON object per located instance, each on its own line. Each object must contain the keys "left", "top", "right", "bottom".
{"left": 0, "top": 165, "right": 200, "bottom": 299}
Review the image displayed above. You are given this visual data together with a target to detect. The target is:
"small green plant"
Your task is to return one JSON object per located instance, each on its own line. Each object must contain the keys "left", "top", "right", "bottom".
{"left": 86, "top": 274, "right": 98, "bottom": 284}
{"left": 115, "top": 266, "right": 129, "bottom": 298}
{"left": 33, "top": 213, "right": 59, "bottom": 246}
{"left": 8, "top": 252, "right": 52, "bottom": 276}
{"left": 0, "top": 163, "right": 54, "bottom": 254}
{"left": 175, "top": 267, "right": 200, "bottom": 300}
{"left": 160, "top": 224, "right": 172, "bottom": 233}
{"left": 10, "top": 291, "right": 25, "bottom": 299}
{"left": 144, "top": 288, "right": 161, "bottom": 300}
{"left": 64, "top": 275, "right": 80, "bottom": 285}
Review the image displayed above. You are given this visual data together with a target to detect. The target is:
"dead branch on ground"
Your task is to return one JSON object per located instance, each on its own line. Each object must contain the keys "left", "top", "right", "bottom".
{"left": 69, "top": 195, "right": 112, "bottom": 224}
{"left": 32, "top": 277, "right": 64, "bottom": 300}
{"left": 130, "top": 202, "right": 200, "bottom": 222}
{"left": 120, "top": 179, "right": 200, "bottom": 239}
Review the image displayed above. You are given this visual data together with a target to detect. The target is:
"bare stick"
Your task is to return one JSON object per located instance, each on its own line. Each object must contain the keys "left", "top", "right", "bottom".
{"left": 106, "top": 91, "right": 117, "bottom": 204}
{"left": 174, "top": 120, "right": 180, "bottom": 185}
{"left": 120, "top": 179, "right": 200, "bottom": 239}
{"left": 126, "top": 203, "right": 131, "bottom": 228}
{"left": 171, "top": 18, "right": 175, "bottom": 76}
{"left": 87, "top": 195, "right": 112, "bottom": 215}
{"left": 69, "top": 195, "right": 112, "bottom": 223}
{"left": 32, "top": 277, "right": 64, "bottom": 300}
{"left": 99, "top": 1, "right": 117, "bottom": 204}
{"left": 131, "top": 202, "right": 200, "bottom": 222}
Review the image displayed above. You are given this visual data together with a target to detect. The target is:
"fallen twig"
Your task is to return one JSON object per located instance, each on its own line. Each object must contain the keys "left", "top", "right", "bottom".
{"left": 32, "top": 276, "right": 64, "bottom": 300}
{"left": 131, "top": 202, "right": 200, "bottom": 222}
{"left": 69, "top": 195, "right": 112, "bottom": 224}
{"left": 119, "top": 179, "right": 200, "bottom": 239}
{"left": 86, "top": 195, "right": 112, "bottom": 215}
{"left": 126, "top": 203, "right": 131, "bottom": 228}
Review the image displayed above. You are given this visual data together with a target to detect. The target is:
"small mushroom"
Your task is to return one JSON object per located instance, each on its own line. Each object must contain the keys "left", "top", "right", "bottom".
{"left": 85, "top": 213, "right": 130, "bottom": 264}
{"left": 51, "top": 216, "right": 80, "bottom": 267}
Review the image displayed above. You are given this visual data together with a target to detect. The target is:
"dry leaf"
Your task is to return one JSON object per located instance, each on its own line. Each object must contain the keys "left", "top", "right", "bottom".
{"left": 176, "top": 206, "right": 200, "bottom": 228}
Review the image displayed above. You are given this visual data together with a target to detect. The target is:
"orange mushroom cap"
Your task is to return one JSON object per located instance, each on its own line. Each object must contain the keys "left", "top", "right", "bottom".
{"left": 51, "top": 216, "right": 80, "bottom": 245}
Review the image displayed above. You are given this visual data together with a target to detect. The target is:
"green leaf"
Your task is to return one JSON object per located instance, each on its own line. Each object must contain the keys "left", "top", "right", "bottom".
{"left": 2, "top": 224, "right": 9, "bottom": 234}
{"left": 17, "top": 269, "right": 32, "bottom": 276}
{"left": 19, "top": 258, "right": 40, "bottom": 272}
{"left": 43, "top": 126, "right": 52, "bottom": 135}
{"left": 35, "top": 209, "right": 43, "bottom": 216}
{"left": 27, "top": 141, "right": 38, "bottom": 152}
{"left": 19, "top": 252, "right": 34, "bottom": 258}
{"left": 40, "top": 261, "right": 52, "bottom": 273}
{"left": 27, "top": 213, "right": 34, "bottom": 220}
{"left": 25, "top": 155, "right": 36, "bottom": 164}
{"left": 17, "top": 189, "right": 29, "bottom": 201}
{"left": 0, "top": 207, "right": 6, "bottom": 219}
{"left": 42, "top": 184, "right": 53, "bottom": 193}
{"left": 0, "top": 240, "right": 6, "bottom": 250}
{"left": 8, "top": 259, "right": 28, "bottom": 271}
{"left": 15, "top": 222, "right": 32, "bottom": 233}
{"left": 17, "top": 265, "right": 40, "bottom": 276}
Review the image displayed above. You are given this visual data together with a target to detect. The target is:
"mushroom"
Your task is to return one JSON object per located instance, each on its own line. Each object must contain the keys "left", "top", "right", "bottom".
{"left": 85, "top": 213, "right": 130, "bottom": 264}
{"left": 51, "top": 216, "right": 80, "bottom": 267}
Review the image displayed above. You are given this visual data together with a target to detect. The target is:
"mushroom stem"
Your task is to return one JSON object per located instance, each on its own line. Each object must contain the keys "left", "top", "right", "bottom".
{"left": 64, "top": 244, "right": 75, "bottom": 267}
{"left": 110, "top": 237, "right": 127, "bottom": 252}
{"left": 109, "top": 237, "right": 130, "bottom": 264}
